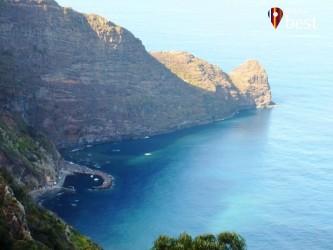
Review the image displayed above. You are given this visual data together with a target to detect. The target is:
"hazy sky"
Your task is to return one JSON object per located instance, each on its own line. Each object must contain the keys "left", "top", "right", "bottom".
{"left": 55, "top": 0, "right": 329, "bottom": 42}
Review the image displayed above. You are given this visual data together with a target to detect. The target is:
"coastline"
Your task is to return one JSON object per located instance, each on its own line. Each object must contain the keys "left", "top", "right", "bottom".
{"left": 57, "top": 109, "right": 250, "bottom": 150}
{"left": 30, "top": 162, "right": 113, "bottom": 203}
{"left": 30, "top": 108, "right": 275, "bottom": 203}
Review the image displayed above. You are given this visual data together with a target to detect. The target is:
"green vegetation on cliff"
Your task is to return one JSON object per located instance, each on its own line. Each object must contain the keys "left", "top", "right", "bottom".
{"left": 0, "top": 112, "right": 61, "bottom": 189}
{"left": 0, "top": 111, "right": 101, "bottom": 249}
{"left": 0, "top": 168, "right": 101, "bottom": 249}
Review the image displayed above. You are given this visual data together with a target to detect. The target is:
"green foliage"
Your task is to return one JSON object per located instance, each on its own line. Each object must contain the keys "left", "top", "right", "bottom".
{"left": 193, "top": 234, "right": 218, "bottom": 250}
{"left": 0, "top": 113, "right": 58, "bottom": 187}
{"left": 70, "top": 232, "right": 101, "bottom": 250}
{"left": 177, "top": 232, "right": 193, "bottom": 249}
{"left": 0, "top": 166, "right": 14, "bottom": 184}
{"left": 13, "top": 240, "right": 46, "bottom": 250}
{"left": 152, "top": 235, "right": 176, "bottom": 250}
{"left": 0, "top": 218, "right": 14, "bottom": 249}
{"left": 152, "top": 232, "right": 246, "bottom": 250}
{"left": 1, "top": 114, "right": 93, "bottom": 248}
{"left": 0, "top": 170, "right": 101, "bottom": 249}
{"left": 0, "top": 126, "right": 39, "bottom": 163}
{"left": 0, "top": 219, "right": 47, "bottom": 250}
{"left": 217, "top": 232, "right": 246, "bottom": 250}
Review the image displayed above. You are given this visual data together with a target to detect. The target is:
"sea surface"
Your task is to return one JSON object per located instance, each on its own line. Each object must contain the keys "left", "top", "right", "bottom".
{"left": 46, "top": 0, "right": 333, "bottom": 249}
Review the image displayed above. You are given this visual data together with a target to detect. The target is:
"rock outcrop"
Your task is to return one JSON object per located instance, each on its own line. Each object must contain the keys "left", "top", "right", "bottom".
{"left": 151, "top": 51, "right": 272, "bottom": 109}
{"left": 0, "top": 176, "right": 31, "bottom": 243}
{"left": 0, "top": 0, "right": 272, "bottom": 149}
{"left": 230, "top": 60, "right": 272, "bottom": 108}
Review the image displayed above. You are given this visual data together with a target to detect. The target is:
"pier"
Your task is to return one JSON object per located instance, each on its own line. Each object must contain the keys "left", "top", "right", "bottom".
{"left": 30, "top": 162, "right": 112, "bottom": 202}
{"left": 65, "top": 162, "right": 112, "bottom": 189}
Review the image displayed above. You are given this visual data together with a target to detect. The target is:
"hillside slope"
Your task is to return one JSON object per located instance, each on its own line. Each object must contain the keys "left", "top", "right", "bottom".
{"left": 0, "top": 168, "right": 101, "bottom": 249}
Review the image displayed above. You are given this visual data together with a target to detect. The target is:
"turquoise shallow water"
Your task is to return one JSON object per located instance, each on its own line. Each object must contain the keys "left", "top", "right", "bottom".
{"left": 47, "top": 0, "right": 333, "bottom": 249}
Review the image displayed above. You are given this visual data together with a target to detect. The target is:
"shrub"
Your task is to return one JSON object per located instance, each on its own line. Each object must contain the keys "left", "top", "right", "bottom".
{"left": 152, "top": 232, "right": 246, "bottom": 250}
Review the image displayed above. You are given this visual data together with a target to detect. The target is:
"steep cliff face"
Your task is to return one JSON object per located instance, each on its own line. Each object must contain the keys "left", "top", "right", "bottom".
{"left": 0, "top": 111, "right": 63, "bottom": 189}
{"left": 0, "top": 0, "right": 272, "bottom": 149}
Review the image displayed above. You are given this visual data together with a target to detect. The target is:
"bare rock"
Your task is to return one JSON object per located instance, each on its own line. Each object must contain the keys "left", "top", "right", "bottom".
{"left": 0, "top": 178, "right": 31, "bottom": 241}
{"left": 230, "top": 60, "right": 272, "bottom": 108}
{"left": 152, "top": 51, "right": 272, "bottom": 109}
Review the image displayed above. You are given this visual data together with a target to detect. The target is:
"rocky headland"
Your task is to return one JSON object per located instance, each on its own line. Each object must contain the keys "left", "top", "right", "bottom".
{"left": 151, "top": 51, "right": 273, "bottom": 109}
{"left": 0, "top": 0, "right": 273, "bottom": 248}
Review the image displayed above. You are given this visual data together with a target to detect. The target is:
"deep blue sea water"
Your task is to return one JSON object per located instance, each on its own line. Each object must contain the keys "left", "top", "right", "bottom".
{"left": 46, "top": 0, "right": 333, "bottom": 249}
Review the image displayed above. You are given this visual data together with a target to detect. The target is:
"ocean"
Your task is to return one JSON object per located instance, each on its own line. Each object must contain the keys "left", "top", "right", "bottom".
{"left": 45, "top": 0, "right": 333, "bottom": 249}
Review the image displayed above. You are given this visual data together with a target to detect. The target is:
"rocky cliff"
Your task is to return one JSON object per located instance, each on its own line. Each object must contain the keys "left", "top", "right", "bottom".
{"left": 0, "top": 0, "right": 272, "bottom": 149}
{"left": 0, "top": 107, "right": 102, "bottom": 249}
{"left": 0, "top": 169, "right": 101, "bottom": 249}
{"left": 151, "top": 51, "right": 272, "bottom": 109}
{"left": 0, "top": 0, "right": 273, "bottom": 248}
{"left": 0, "top": 111, "right": 63, "bottom": 189}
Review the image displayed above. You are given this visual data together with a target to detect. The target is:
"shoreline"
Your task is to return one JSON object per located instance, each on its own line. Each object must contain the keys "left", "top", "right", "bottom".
{"left": 56, "top": 109, "right": 246, "bottom": 150}
{"left": 30, "top": 162, "right": 113, "bottom": 203}
{"left": 30, "top": 108, "right": 274, "bottom": 203}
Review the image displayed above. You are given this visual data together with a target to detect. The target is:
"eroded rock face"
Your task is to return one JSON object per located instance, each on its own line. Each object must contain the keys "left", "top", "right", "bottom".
{"left": 0, "top": 0, "right": 272, "bottom": 148}
{"left": 151, "top": 51, "right": 272, "bottom": 109}
{"left": 230, "top": 60, "right": 272, "bottom": 108}
{"left": 0, "top": 177, "right": 31, "bottom": 241}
